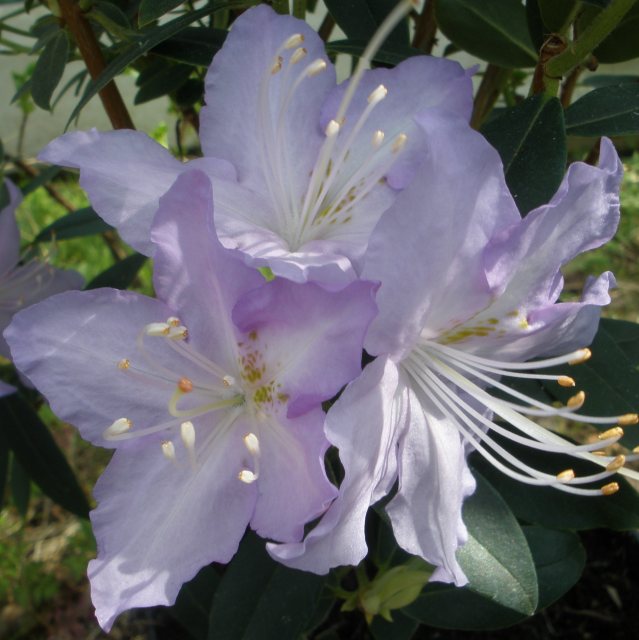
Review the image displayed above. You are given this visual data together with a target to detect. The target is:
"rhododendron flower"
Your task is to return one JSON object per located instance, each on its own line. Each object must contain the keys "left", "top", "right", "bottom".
{"left": 39, "top": 1, "right": 472, "bottom": 288}
{"left": 268, "top": 114, "right": 639, "bottom": 583}
{"left": 5, "top": 170, "right": 377, "bottom": 630}
{"left": 0, "top": 179, "right": 82, "bottom": 394}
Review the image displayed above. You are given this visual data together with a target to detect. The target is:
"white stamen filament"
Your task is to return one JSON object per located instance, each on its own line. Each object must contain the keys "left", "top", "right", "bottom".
{"left": 180, "top": 420, "right": 197, "bottom": 468}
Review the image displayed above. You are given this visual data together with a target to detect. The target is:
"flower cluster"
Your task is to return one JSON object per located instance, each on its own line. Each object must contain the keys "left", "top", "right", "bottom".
{"left": 4, "top": 1, "right": 638, "bottom": 631}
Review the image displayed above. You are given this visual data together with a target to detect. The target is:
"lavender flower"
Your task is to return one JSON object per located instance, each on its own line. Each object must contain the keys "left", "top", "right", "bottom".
{"left": 268, "top": 113, "right": 639, "bottom": 584}
{"left": 39, "top": 1, "right": 472, "bottom": 288}
{"left": 0, "top": 179, "right": 83, "bottom": 394}
{"left": 5, "top": 170, "right": 377, "bottom": 630}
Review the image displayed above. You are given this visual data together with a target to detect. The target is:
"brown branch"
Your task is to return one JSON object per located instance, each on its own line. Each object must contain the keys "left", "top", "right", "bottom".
{"left": 412, "top": 0, "right": 437, "bottom": 54}
{"left": 470, "top": 64, "right": 510, "bottom": 130}
{"left": 318, "top": 13, "right": 335, "bottom": 42}
{"left": 560, "top": 65, "right": 583, "bottom": 108}
{"left": 58, "top": 0, "right": 134, "bottom": 130}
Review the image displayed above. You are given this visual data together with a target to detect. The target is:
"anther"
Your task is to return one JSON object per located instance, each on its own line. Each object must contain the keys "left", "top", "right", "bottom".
{"left": 567, "top": 390, "right": 585, "bottom": 409}
{"left": 103, "top": 418, "right": 132, "bottom": 439}
{"left": 634, "top": 446, "right": 639, "bottom": 454}
{"left": 392, "top": 133, "right": 408, "bottom": 153}
{"left": 178, "top": 377, "right": 193, "bottom": 393}
{"left": 557, "top": 468, "right": 575, "bottom": 482}
{"left": 569, "top": 348, "right": 592, "bottom": 365}
{"left": 325, "top": 119, "right": 340, "bottom": 138}
{"left": 166, "top": 316, "right": 181, "bottom": 327}
{"left": 283, "top": 33, "right": 304, "bottom": 49}
{"left": 372, "top": 130, "right": 385, "bottom": 148}
{"left": 618, "top": 413, "right": 639, "bottom": 426}
{"left": 180, "top": 421, "right": 196, "bottom": 452}
{"left": 367, "top": 84, "right": 388, "bottom": 105}
{"left": 168, "top": 325, "right": 188, "bottom": 340}
{"left": 145, "top": 322, "right": 170, "bottom": 336}
{"left": 290, "top": 47, "right": 307, "bottom": 64}
{"left": 243, "top": 432, "right": 260, "bottom": 456}
{"left": 601, "top": 482, "right": 620, "bottom": 496}
{"left": 599, "top": 426, "right": 624, "bottom": 441}
{"left": 161, "top": 440, "right": 176, "bottom": 462}
{"left": 238, "top": 469, "right": 258, "bottom": 484}
{"left": 593, "top": 450, "right": 607, "bottom": 456}
{"left": 117, "top": 358, "right": 130, "bottom": 370}
{"left": 270, "top": 55, "right": 283, "bottom": 75}
{"left": 223, "top": 375, "right": 236, "bottom": 388}
{"left": 306, "top": 59, "right": 327, "bottom": 77}
{"left": 606, "top": 454, "right": 626, "bottom": 472}
{"left": 558, "top": 376, "right": 575, "bottom": 387}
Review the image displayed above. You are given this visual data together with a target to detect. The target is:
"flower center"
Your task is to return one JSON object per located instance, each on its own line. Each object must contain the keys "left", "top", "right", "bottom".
{"left": 402, "top": 338, "right": 639, "bottom": 496}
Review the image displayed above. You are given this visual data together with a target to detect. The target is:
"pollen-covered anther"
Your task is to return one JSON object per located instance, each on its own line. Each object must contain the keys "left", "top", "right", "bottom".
{"left": 243, "top": 432, "right": 260, "bottom": 457}
{"left": 569, "top": 348, "right": 592, "bottom": 365}
{"left": 117, "top": 358, "right": 130, "bottom": 370}
{"left": 392, "top": 133, "right": 408, "bottom": 154}
{"left": 306, "top": 59, "right": 327, "bottom": 77}
{"left": 270, "top": 55, "right": 283, "bottom": 75}
{"left": 290, "top": 47, "right": 307, "bottom": 64}
{"left": 367, "top": 84, "right": 388, "bottom": 105}
{"left": 606, "top": 454, "right": 626, "bottom": 472}
{"left": 161, "top": 440, "right": 176, "bottom": 462}
{"left": 283, "top": 33, "right": 304, "bottom": 49}
{"left": 372, "top": 130, "right": 385, "bottom": 148}
{"left": 168, "top": 325, "right": 188, "bottom": 340}
{"left": 556, "top": 468, "right": 575, "bottom": 482}
{"left": 145, "top": 322, "right": 170, "bottom": 336}
{"left": 178, "top": 377, "right": 193, "bottom": 393}
{"left": 325, "top": 119, "right": 340, "bottom": 138}
{"left": 103, "top": 417, "right": 132, "bottom": 439}
{"left": 238, "top": 469, "right": 258, "bottom": 484}
{"left": 618, "top": 413, "right": 639, "bottom": 426}
{"left": 166, "top": 316, "right": 181, "bottom": 327}
{"left": 180, "top": 421, "right": 196, "bottom": 454}
{"left": 598, "top": 426, "right": 624, "bottom": 441}
{"left": 558, "top": 376, "right": 575, "bottom": 388}
{"left": 567, "top": 390, "right": 585, "bottom": 409}
{"left": 223, "top": 375, "right": 236, "bottom": 388}
{"left": 601, "top": 482, "right": 620, "bottom": 496}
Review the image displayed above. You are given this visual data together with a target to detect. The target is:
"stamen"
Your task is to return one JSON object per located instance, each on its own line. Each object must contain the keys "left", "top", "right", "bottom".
{"left": 180, "top": 421, "right": 197, "bottom": 468}
{"left": 238, "top": 469, "right": 258, "bottom": 484}
{"left": 325, "top": 119, "right": 340, "bottom": 137}
{"left": 558, "top": 376, "right": 576, "bottom": 387}
{"left": 243, "top": 432, "right": 260, "bottom": 456}
{"left": 117, "top": 358, "right": 130, "bottom": 370}
{"left": 392, "top": 133, "right": 408, "bottom": 154}
{"left": 103, "top": 418, "right": 132, "bottom": 439}
{"left": 606, "top": 455, "right": 626, "bottom": 472}
{"left": 619, "top": 413, "right": 639, "bottom": 426}
{"left": 178, "top": 377, "right": 194, "bottom": 393}
{"left": 372, "top": 130, "right": 385, "bottom": 148}
{"left": 271, "top": 55, "right": 283, "bottom": 75}
{"left": 306, "top": 59, "right": 327, "bottom": 77}
{"left": 290, "top": 47, "right": 307, "bottom": 64}
{"left": 601, "top": 482, "right": 619, "bottom": 496}
{"left": 145, "top": 322, "right": 170, "bottom": 336}
{"left": 557, "top": 469, "right": 575, "bottom": 482}
{"left": 168, "top": 325, "right": 188, "bottom": 340}
{"left": 367, "top": 84, "right": 388, "bottom": 105}
{"left": 283, "top": 33, "right": 304, "bottom": 49}
{"left": 569, "top": 348, "right": 592, "bottom": 365}
{"left": 599, "top": 427, "right": 624, "bottom": 441}
{"left": 166, "top": 316, "right": 181, "bottom": 327}
{"left": 567, "top": 391, "right": 585, "bottom": 410}
{"left": 223, "top": 375, "right": 235, "bottom": 387}
{"left": 161, "top": 440, "right": 176, "bottom": 462}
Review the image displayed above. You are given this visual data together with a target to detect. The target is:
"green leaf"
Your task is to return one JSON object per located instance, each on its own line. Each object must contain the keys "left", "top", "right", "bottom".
{"left": 523, "top": 526, "right": 585, "bottom": 609}
{"left": 326, "top": 39, "right": 419, "bottom": 66}
{"left": 139, "top": 0, "right": 187, "bottom": 26}
{"left": 582, "top": 74, "right": 638, "bottom": 88}
{"left": 565, "top": 84, "right": 639, "bottom": 136}
{"left": 0, "top": 427, "right": 9, "bottom": 510}
{"left": 31, "top": 30, "right": 68, "bottom": 110}
{"left": 537, "top": 0, "right": 577, "bottom": 31}
{"left": 171, "top": 565, "right": 221, "bottom": 640}
{"left": 404, "top": 472, "right": 537, "bottom": 630}
{"left": 135, "top": 62, "right": 192, "bottom": 104}
{"left": 33, "top": 207, "right": 112, "bottom": 243}
{"left": 208, "top": 532, "right": 326, "bottom": 640}
{"left": 67, "top": 1, "right": 258, "bottom": 127}
{"left": 88, "top": 1, "right": 136, "bottom": 39}
{"left": 86, "top": 252, "right": 147, "bottom": 290}
{"left": 324, "top": 0, "right": 409, "bottom": 48}
{"left": 0, "top": 394, "right": 90, "bottom": 518}
{"left": 21, "top": 165, "right": 61, "bottom": 197}
{"left": 10, "top": 456, "right": 31, "bottom": 517}
{"left": 590, "top": 4, "right": 639, "bottom": 63}
{"left": 472, "top": 446, "right": 639, "bottom": 531}
{"left": 482, "top": 95, "right": 566, "bottom": 215}
{"left": 436, "top": 0, "right": 537, "bottom": 68}
{"left": 151, "top": 27, "right": 227, "bottom": 66}
{"left": 370, "top": 611, "right": 419, "bottom": 640}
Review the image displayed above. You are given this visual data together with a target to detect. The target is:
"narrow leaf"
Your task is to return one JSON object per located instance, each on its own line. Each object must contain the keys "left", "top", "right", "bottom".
{"left": 34, "top": 207, "right": 112, "bottom": 243}
{"left": 10, "top": 456, "right": 31, "bottom": 517}
{"left": 86, "top": 252, "right": 147, "bottom": 290}
{"left": 31, "top": 30, "right": 68, "bottom": 110}
{"left": 171, "top": 565, "right": 221, "bottom": 640}
{"left": 139, "top": 0, "right": 187, "bottom": 26}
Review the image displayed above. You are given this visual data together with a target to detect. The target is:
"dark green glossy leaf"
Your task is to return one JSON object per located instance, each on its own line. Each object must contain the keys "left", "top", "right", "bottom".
{"left": 67, "top": 1, "right": 258, "bottom": 127}
{"left": 579, "top": 4, "right": 639, "bottom": 63}
{"left": 34, "top": 207, "right": 112, "bottom": 243}
{"left": 324, "top": 0, "right": 409, "bottom": 48}
{"left": 582, "top": 74, "right": 638, "bottom": 88}
{"left": 326, "top": 39, "right": 418, "bottom": 66}
{"left": 525, "top": 0, "right": 545, "bottom": 51}
{"left": 472, "top": 446, "right": 639, "bottom": 531}
{"left": 21, "top": 165, "right": 61, "bottom": 196}
{"left": 139, "top": 0, "right": 186, "bottom": 26}
{"left": 537, "top": 0, "right": 577, "bottom": 31}
{"left": 523, "top": 526, "right": 585, "bottom": 609}
{"left": 151, "top": 27, "right": 227, "bottom": 66}
{"left": 86, "top": 252, "right": 147, "bottom": 290}
{"left": 31, "top": 30, "right": 68, "bottom": 110}
{"left": 88, "top": 1, "right": 135, "bottom": 38}
{"left": 436, "top": 0, "right": 537, "bottom": 68}
{"left": 0, "top": 394, "right": 90, "bottom": 518}
{"left": 0, "top": 427, "right": 9, "bottom": 510}
{"left": 482, "top": 95, "right": 566, "bottom": 215}
{"left": 370, "top": 610, "right": 419, "bottom": 640}
{"left": 208, "top": 532, "right": 326, "bottom": 640}
{"left": 135, "top": 62, "right": 192, "bottom": 104}
{"left": 565, "top": 84, "right": 639, "bottom": 136}
{"left": 10, "top": 456, "right": 30, "bottom": 517}
{"left": 171, "top": 565, "right": 220, "bottom": 640}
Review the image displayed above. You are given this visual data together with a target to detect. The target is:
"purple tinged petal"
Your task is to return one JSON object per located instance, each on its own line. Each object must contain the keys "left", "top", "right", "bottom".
{"left": 89, "top": 430, "right": 256, "bottom": 631}
{"left": 150, "top": 170, "right": 264, "bottom": 369}
{"left": 386, "top": 388, "right": 473, "bottom": 586}
{"left": 5, "top": 289, "right": 174, "bottom": 446}
{"left": 200, "top": 4, "right": 335, "bottom": 200}
{"left": 232, "top": 278, "right": 378, "bottom": 417}
{"left": 268, "top": 357, "right": 406, "bottom": 573}
{"left": 249, "top": 408, "right": 337, "bottom": 542}
{"left": 0, "top": 180, "right": 21, "bottom": 276}
{"left": 38, "top": 130, "right": 236, "bottom": 255}
{"left": 363, "top": 111, "right": 520, "bottom": 360}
